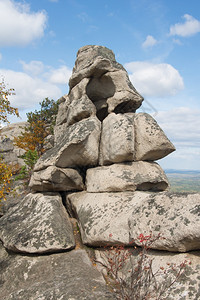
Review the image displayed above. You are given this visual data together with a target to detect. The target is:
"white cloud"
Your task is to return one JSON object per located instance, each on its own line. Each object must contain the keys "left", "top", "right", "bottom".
{"left": 0, "top": 69, "right": 62, "bottom": 110}
{"left": 20, "top": 60, "right": 44, "bottom": 76}
{"left": 0, "top": 0, "right": 47, "bottom": 46}
{"left": 142, "top": 35, "right": 158, "bottom": 48}
{"left": 20, "top": 60, "right": 72, "bottom": 84}
{"left": 155, "top": 107, "right": 200, "bottom": 148}
{"left": 155, "top": 106, "right": 200, "bottom": 170}
{"left": 125, "top": 61, "right": 184, "bottom": 98}
{"left": 47, "top": 66, "right": 72, "bottom": 85}
{"left": 169, "top": 14, "right": 200, "bottom": 37}
{"left": 172, "top": 38, "right": 182, "bottom": 45}
{"left": 0, "top": 60, "right": 72, "bottom": 113}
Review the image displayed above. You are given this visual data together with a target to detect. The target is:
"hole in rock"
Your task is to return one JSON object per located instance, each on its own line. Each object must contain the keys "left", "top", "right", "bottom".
{"left": 86, "top": 75, "right": 115, "bottom": 102}
{"left": 86, "top": 75, "right": 115, "bottom": 121}
{"left": 137, "top": 182, "right": 168, "bottom": 192}
{"left": 114, "top": 100, "right": 137, "bottom": 114}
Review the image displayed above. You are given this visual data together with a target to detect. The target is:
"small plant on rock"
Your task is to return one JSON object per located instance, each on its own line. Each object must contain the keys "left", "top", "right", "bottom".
{"left": 15, "top": 150, "right": 38, "bottom": 183}
{"left": 96, "top": 233, "right": 190, "bottom": 300}
{"left": 0, "top": 156, "right": 13, "bottom": 203}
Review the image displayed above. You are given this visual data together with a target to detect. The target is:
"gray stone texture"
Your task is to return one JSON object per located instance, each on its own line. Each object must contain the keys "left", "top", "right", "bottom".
{"left": 99, "top": 113, "right": 135, "bottom": 165}
{"left": 135, "top": 113, "right": 176, "bottom": 161}
{"left": 0, "top": 45, "right": 199, "bottom": 299}
{"left": 29, "top": 166, "right": 84, "bottom": 192}
{"left": 0, "top": 192, "right": 75, "bottom": 253}
{"left": 34, "top": 116, "right": 101, "bottom": 171}
{"left": 66, "top": 94, "right": 96, "bottom": 127}
{"left": 128, "top": 192, "right": 200, "bottom": 252}
{"left": 86, "top": 161, "right": 169, "bottom": 192}
{"left": 0, "top": 122, "right": 28, "bottom": 166}
{"left": 69, "top": 45, "right": 143, "bottom": 113}
{"left": 0, "top": 243, "right": 114, "bottom": 300}
{"left": 68, "top": 191, "right": 200, "bottom": 252}
{"left": 0, "top": 138, "right": 14, "bottom": 152}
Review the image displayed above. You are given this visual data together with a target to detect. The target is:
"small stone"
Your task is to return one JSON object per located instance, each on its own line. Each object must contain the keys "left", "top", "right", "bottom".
{"left": 29, "top": 166, "right": 84, "bottom": 192}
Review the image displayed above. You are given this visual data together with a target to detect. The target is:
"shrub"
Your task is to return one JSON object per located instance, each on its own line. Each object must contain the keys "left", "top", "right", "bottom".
{"left": 96, "top": 233, "right": 190, "bottom": 300}
{"left": 15, "top": 150, "right": 38, "bottom": 183}
{"left": 0, "top": 156, "right": 13, "bottom": 203}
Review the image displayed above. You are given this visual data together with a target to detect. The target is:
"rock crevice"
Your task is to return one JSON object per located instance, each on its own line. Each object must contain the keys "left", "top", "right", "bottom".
{"left": 0, "top": 45, "right": 199, "bottom": 299}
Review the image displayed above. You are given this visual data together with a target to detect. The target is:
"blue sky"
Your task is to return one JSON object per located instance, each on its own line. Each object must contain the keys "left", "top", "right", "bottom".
{"left": 0, "top": 0, "right": 200, "bottom": 170}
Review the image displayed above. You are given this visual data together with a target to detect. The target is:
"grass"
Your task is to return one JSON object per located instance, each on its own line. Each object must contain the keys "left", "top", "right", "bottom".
{"left": 166, "top": 170, "right": 200, "bottom": 193}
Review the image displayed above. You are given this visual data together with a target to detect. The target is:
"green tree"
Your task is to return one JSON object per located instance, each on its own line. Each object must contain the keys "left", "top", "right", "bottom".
{"left": 27, "top": 97, "right": 59, "bottom": 134}
{"left": 14, "top": 97, "right": 59, "bottom": 156}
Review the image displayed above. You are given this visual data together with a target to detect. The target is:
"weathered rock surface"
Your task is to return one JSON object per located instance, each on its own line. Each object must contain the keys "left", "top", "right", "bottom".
{"left": 0, "top": 138, "right": 14, "bottom": 152}
{"left": 55, "top": 94, "right": 71, "bottom": 126}
{"left": 95, "top": 248, "right": 200, "bottom": 300}
{"left": 29, "top": 166, "right": 84, "bottom": 192}
{"left": 34, "top": 116, "right": 101, "bottom": 171}
{"left": 0, "top": 192, "right": 75, "bottom": 253}
{"left": 0, "top": 243, "right": 114, "bottom": 300}
{"left": 43, "top": 134, "right": 54, "bottom": 151}
{"left": 69, "top": 45, "right": 143, "bottom": 114}
{"left": 0, "top": 45, "right": 196, "bottom": 299}
{"left": 128, "top": 192, "right": 200, "bottom": 252}
{"left": 86, "top": 161, "right": 169, "bottom": 192}
{"left": 0, "top": 122, "right": 28, "bottom": 140}
{"left": 0, "top": 122, "right": 28, "bottom": 166}
{"left": 135, "top": 113, "right": 175, "bottom": 161}
{"left": 99, "top": 113, "right": 135, "bottom": 165}
{"left": 68, "top": 191, "right": 200, "bottom": 252}
{"left": 68, "top": 191, "right": 148, "bottom": 246}
{"left": 66, "top": 94, "right": 96, "bottom": 127}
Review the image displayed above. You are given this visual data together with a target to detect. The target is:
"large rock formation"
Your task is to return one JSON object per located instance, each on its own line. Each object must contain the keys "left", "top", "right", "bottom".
{"left": 0, "top": 122, "right": 28, "bottom": 166}
{"left": 0, "top": 45, "right": 199, "bottom": 299}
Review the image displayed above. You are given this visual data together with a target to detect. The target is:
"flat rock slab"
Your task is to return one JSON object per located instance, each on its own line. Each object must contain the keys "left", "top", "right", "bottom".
{"left": 0, "top": 243, "right": 114, "bottom": 300}
{"left": 0, "top": 192, "right": 75, "bottom": 254}
{"left": 86, "top": 161, "right": 168, "bottom": 192}
{"left": 29, "top": 166, "right": 84, "bottom": 192}
{"left": 68, "top": 191, "right": 200, "bottom": 252}
{"left": 128, "top": 192, "right": 200, "bottom": 252}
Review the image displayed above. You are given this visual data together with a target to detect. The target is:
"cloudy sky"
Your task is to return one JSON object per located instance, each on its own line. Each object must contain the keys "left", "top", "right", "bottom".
{"left": 0, "top": 0, "right": 200, "bottom": 171}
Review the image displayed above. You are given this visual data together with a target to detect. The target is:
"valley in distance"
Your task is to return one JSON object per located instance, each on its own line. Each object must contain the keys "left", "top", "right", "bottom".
{"left": 165, "top": 169, "right": 200, "bottom": 193}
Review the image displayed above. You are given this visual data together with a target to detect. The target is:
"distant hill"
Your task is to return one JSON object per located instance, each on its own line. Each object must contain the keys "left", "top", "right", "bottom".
{"left": 165, "top": 169, "right": 200, "bottom": 175}
{"left": 164, "top": 169, "right": 200, "bottom": 193}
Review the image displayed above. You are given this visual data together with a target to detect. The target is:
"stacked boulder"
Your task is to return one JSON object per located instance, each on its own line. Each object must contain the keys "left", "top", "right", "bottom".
{"left": 27, "top": 45, "right": 199, "bottom": 253}
{"left": 30, "top": 45, "right": 174, "bottom": 194}
{"left": 0, "top": 45, "right": 200, "bottom": 299}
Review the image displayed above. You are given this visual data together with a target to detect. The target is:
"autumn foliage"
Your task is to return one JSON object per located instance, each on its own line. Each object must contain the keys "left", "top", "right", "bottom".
{"left": 0, "top": 157, "right": 12, "bottom": 202}
{"left": 0, "top": 79, "right": 19, "bottom": 203}
{"left": 14, "top": 98, "right": 58, "bottom": 157}
{"left": 14, "top": 119, "right": 50, "bottom": 156}
{"left": 0, "top": 78, "right": 19, "bottom": 124}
